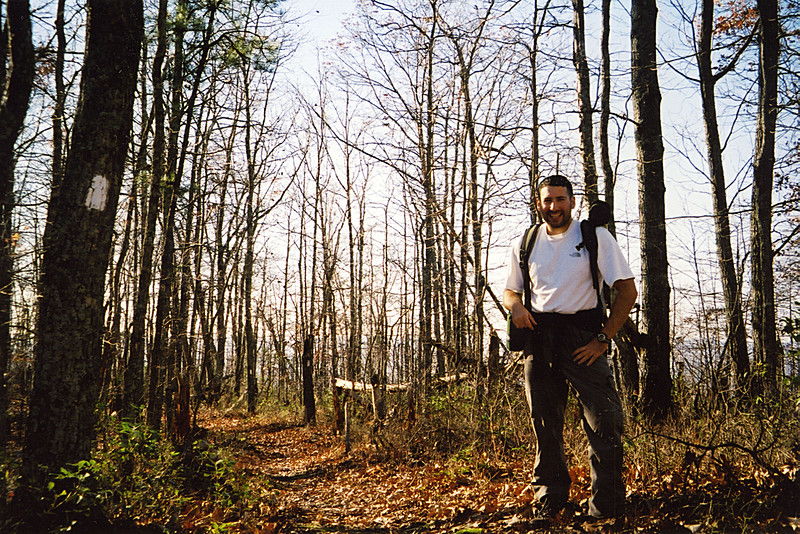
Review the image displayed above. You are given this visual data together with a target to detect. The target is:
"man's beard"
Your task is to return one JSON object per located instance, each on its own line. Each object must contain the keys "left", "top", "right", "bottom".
{"left": 543, "top": 209, "right": 571, "bottom": 228}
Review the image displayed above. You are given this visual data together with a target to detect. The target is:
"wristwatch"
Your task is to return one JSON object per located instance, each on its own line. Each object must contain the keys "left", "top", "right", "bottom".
{"left": 596, "top": 332, "right": 611, "bottom": 345}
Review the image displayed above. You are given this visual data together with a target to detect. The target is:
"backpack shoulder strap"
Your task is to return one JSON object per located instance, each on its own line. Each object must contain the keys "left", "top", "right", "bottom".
{"left": 519, "top": 224, "right": 541, "bottom": 310}
{"left": 580, "top": 219, "right": 600, "bottom": 294}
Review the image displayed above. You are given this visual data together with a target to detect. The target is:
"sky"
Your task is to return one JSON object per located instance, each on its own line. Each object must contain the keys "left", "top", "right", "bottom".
{"left": 285, "top": 0, "right": 357, "bottom": 73}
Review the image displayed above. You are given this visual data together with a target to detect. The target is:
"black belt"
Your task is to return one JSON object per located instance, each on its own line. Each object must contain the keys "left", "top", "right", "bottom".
{"left": 532, "top": 307, "right": 603, "bottom": 332}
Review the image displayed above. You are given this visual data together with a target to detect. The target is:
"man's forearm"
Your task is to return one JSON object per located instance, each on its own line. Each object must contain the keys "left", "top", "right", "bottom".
{"left": 601, "top": 278, "right": 638, "bottom": 339}
{"left": 503, "top": 288, "right": 523, "bottom": 312}
{"left": 504, "top": 288, "right": 537, "bottom": 329}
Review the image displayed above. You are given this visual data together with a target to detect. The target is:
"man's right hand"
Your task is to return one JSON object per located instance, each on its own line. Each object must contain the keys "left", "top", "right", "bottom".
{"left": 503, "top": 289, "right": 537, "bottom": 330}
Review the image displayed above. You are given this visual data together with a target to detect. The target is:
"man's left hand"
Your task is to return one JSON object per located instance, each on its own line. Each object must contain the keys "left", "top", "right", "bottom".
{"left": 572, "top": 339, "right": 608, "bottom": 366}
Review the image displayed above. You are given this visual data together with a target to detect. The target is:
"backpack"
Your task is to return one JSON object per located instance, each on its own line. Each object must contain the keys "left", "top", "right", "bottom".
{"left": 506, "top": 201, "right": 612, "bottom": 351}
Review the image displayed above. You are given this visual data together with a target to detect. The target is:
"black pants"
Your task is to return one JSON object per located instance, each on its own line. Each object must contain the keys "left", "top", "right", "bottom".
{"left": 523, "top": 317, "right": 625, "bottom": 518}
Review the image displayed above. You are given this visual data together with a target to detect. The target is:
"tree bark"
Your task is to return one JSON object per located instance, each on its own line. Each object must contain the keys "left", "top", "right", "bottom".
{"left": 631, "top": 0, "right": 673, "bottom": 419}
{"left": 24, "top": 0, "right": 141, "bottom": 476}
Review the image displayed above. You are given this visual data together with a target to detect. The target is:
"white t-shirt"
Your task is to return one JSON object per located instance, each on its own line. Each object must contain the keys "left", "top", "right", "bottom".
{"left": 505, "top": 219, "right": 635, "bottom": 314}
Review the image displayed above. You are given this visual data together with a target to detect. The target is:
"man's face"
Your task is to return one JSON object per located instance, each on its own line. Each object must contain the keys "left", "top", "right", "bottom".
{"left": 537, "top": 185, "right": 575, "bottom": 230}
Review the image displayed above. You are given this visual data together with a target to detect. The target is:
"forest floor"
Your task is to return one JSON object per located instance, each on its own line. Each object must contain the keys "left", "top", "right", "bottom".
{"left": 191, "top": 410, "right": 800, "bottom": 534}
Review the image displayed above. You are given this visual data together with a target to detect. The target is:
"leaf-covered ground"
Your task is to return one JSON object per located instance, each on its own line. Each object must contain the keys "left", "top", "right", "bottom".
{"left": 195, "top": 411, "right": 800, "bottom": 534}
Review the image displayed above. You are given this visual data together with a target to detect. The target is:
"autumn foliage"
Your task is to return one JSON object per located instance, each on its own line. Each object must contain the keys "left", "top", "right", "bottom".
{"left": 714, "top": 0, "right": 759, "bottom": 36}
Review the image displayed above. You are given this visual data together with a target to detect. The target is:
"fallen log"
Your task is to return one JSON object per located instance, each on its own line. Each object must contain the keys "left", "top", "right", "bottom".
{"left": 334, "top": 372, "right": 470, "bottom": 392}
{"left": 335, "top": 378, "right": 410, "bottom": 392}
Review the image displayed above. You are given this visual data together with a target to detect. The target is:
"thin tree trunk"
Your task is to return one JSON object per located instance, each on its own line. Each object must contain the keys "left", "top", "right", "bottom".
{"left": 599, "top": 0, "right": 615, "bottom": 235}
{"left": 124, "top": 0, "right": 167, "bottom": 420}
{"left": 243, "top": 73, "right": 257, "bottom": 414}
{"left": 572, "top": 0, "right": 599, "bottom": 202}
{"left": 600, "top": 0, "right": 637, "bottom": 401}
{"left": 697, "top": 0, "right": 749, "bottom": 398}
{"left": 147, "top": 184, "right": 177, "bottom": 430}
{"left": 421, "top": 3, "right": 438, "bottom": 392}
{"left": 144, "top": 0, "right": 170, "bottom": 430}
{"left": 52, "top": 0, "right": 66, "bottom": 190}
{"left": 103, "top": 192, "right": 135, "bottom": 409}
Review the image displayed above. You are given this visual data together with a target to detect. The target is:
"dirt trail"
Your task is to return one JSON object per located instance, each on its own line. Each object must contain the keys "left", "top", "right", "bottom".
{"left": 204, "top": 413, "right": 626, "bottom": 533}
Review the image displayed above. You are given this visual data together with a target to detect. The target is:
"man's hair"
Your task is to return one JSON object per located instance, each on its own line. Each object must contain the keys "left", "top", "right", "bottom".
{"left": 538, "top": 174, "right": 573, "bottom": 197}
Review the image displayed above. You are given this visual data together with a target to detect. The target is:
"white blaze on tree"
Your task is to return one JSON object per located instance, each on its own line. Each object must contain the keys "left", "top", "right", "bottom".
{"left": 85, "top": 175, "right": 109, "bottom": 211}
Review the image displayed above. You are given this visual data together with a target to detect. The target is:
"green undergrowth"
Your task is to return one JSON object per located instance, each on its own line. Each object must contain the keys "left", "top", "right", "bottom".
{"left": 1, "top": 415, "right": 268, "bottom": 533}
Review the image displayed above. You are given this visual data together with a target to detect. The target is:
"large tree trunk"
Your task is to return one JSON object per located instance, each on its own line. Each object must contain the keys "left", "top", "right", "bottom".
{"left": 697, "top": 0, "right": 750, "bottom": 398}
{"left": 751, "top": 0, "right": 781, "bottom": 395}
{"left": 0, "top": 0, "right": 34, "bottom": 446}
{"left": 23, "top": 0, "right": 141, "bottom": 476}
{"left": 631, "top": 0, "right": 673, "bottom": 420}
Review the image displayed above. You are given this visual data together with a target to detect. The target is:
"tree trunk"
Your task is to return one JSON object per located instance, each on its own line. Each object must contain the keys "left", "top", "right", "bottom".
{"left": 0, "top": 0, "right": 34, "bottom": 446}
{"left": 302, "top": 335, "right": 315, "bottom": 424}
{"left": 102, "top": 191, "right": 135, "bottom": 410}
{"left": 751, "top": 0, "right": 781, "bottom": 395}
{"left": 147, "top": 182, "right": 177, "bottom": 430}
{"left": 242, "top": 62, "right": 258, "bottom": 414}
{"left": 213, "top": 130, "right": 234, "bottom": 402}
{"left": 599, "top": 0, "right": 615, "bottom": 236}
{"left": 697, "top": 0, "right": 750, "bottom": 398}
{"left": 600, "top": 0, "right": 638, "bottom": 401}
{"left": 124, "top": 0, "right": 167, "bottom": 420}
{"left": 572, "top": 0, "right": 599, "bottom": 203}
{"left": 144, "top": 0, "right": 172, "bottom": 431}
{"left": 420, "top": 5, "right": 438, "bottom": 392}
{"left": 23, "top": 0, "right": 141, "bottom": 476}
{"left": 528, "top": 2, "right": 542, "bottom": 224}
{"left": 631, "top": 0, "right": 673, "bottom": 420}
{"left": 52, "top": 0, "right": 66, "bottom": 190}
